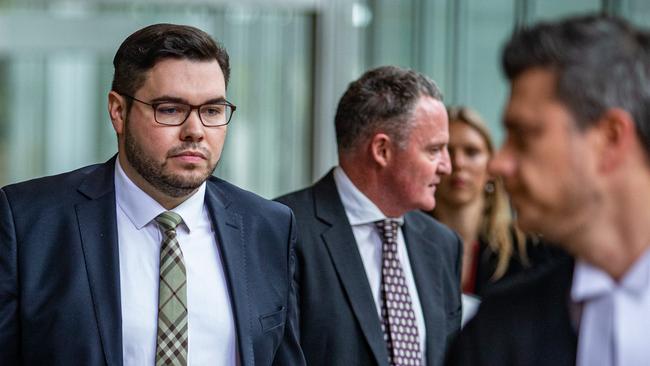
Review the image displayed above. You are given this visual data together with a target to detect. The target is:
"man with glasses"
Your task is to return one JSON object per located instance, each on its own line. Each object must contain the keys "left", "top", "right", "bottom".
{"left": 0, "top": 24, "right": 304, "bottom": 366}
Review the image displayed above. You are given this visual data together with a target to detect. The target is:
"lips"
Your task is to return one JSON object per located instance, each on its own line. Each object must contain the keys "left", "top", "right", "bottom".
{"left": 170, "top": 150, "right": 207, "bottom": 159}
{"left": 450, "top": 177, "right": 467, "bottom": 188}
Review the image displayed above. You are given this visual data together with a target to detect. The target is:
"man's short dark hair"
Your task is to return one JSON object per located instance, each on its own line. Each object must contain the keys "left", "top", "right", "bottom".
{"left": 112, "top": 23, "right": 230, "bottom": 106}
{"left": 502, "top": 14, "right": 650, "bottom": 156}
{"left": 335, "top": 65, "right": 443, "bottom": 152}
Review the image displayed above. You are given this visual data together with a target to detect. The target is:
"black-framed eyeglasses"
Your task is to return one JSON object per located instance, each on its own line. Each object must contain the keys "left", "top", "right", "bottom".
{"left": 121, "top": 93, "right": 236, "bottom": 127}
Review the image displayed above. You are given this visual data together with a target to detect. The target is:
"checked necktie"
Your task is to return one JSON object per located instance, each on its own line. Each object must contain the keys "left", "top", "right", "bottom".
{"left": 155, "top": 211, "right": 188, "bottom": 366}
{"left": 375, "top": 219, "right": 422, "bottom": 366}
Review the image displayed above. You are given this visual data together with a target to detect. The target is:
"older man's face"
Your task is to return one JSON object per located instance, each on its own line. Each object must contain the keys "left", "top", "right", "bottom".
{"left": 490, "top": 67, "right": 601, "bottom": 244}
{"left": 382, "top": 96, "right": 452, "bottom": 216}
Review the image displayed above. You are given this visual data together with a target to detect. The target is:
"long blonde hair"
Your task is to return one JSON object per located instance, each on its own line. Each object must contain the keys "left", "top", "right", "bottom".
{"left": 445, "top": 106, "right": 527, "bottom": 280}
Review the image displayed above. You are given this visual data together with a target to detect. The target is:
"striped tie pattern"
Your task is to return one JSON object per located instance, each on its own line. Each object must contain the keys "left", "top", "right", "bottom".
{"left": 155, "top": 211, "right": 188, "bottom": 366}
{"left": 376, "top": 219, "right": 422, "bottom": 366}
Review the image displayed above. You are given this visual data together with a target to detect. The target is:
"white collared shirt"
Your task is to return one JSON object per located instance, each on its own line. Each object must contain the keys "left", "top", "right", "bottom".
{"left": 333, "top": 166, "right": 427, "bottom": 363}
{"left": 571, "top": 249, "right": 650, "bottom": 366}
{"left": 115, "top": 158, "right": 237, "bottom": 365}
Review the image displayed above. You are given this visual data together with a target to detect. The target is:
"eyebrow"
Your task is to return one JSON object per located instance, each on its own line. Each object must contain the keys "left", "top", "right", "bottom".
{"left": 149, "top": 95, "right": 228, "bottom": 105}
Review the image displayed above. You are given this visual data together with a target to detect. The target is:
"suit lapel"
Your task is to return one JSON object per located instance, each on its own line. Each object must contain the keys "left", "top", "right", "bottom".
{"left": 402, "top": 213, "right": 444, "bottom": 366}
{"left": 204, "top": 180, "right": 254, "bottom": 366}
{"left": 314, "top": 172, "right": 389, "bottom": 366}
{"left": 76, "top": 157, "right": 123, "bottom": 366}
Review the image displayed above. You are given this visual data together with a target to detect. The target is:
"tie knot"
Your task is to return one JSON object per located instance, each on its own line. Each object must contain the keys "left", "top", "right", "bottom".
{"left": 155, "top": 211, "right": 183, "bottom": 231}
{"left": 375, "top": 219, "right": 399, "bottom": 243}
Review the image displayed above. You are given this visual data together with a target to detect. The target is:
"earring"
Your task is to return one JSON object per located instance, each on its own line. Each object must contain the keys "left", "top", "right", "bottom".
{"left": 485, "top": 181, "right": 495, "bottom": 194}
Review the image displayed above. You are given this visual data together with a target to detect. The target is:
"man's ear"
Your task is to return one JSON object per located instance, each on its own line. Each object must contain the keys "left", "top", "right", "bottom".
{"left": 370, "top": 132, "right": 393, "bottom": 167}
{"left": 594, "top": 108, "right": 636, "bottom": 173}
{"left": 108, "top": 91, "right": 127, "bottom": 135}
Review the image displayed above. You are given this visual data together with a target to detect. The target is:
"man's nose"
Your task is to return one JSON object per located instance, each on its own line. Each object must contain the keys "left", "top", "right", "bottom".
{"left": 180, "top": 109, "right": 205, "bottom": 142}
{"left": 438, "top": 148, "right": 452, "bottom": 175}
{"left": 489, "top": 146, "right": 514, "bottom": 178}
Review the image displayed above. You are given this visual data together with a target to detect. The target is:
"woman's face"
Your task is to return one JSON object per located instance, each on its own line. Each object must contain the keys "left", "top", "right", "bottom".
{"left": 437, "top": 121, "right": 491, "bottom": 207}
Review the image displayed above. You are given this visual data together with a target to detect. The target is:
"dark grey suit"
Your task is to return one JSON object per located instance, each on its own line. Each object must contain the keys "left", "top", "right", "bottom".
{"left": 0, "top": 157, "right": 305, "bottom": 366}
{"left": 276, "top": 170, "right": 462, "bottom": 366}
{"left": 445, "top": 256, "right": 577, "bottom": 366}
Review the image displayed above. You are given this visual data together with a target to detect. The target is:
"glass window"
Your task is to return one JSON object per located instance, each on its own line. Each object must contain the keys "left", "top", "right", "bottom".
{"left": 621, "top": 0, "right": 650, "bottom": 28}
{"left": 456, "top": 0, "right": 516, "bottom": 143}
{"left": 0, "top": 4, "right": 314, "bottom": 199}
{"left": 530, "top": 0, "right": 602, "bottom": 22}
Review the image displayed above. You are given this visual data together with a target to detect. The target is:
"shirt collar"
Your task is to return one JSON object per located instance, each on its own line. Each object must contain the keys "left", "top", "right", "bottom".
{"left": 571, "top": 248, "right": 650, "bottom": 301}
{"left": 332, "top": 166, "right": 403, "bottom": 226}
{"left": 114, "top": 157, "right": 206, "bottom": 232}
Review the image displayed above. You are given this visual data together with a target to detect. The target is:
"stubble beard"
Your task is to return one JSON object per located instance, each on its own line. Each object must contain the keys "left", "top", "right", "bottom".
{"left": 124, "top": 120, "right": 218, "bottom": 198}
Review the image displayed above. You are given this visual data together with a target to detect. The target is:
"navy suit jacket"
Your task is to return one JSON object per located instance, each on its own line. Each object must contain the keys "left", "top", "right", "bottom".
{"left": 276, "top": 170, "right": 463, "bottom": 366}
{"left": 445, "top": 256, "right": 577, "bottom": 366}
{"left": 0, "top": 157, "right": 305, "bottom": 366}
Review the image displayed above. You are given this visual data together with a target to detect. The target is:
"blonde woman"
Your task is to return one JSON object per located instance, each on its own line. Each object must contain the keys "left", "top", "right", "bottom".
{"left": 432, "top": 106, "right": 556, "bottom": 296}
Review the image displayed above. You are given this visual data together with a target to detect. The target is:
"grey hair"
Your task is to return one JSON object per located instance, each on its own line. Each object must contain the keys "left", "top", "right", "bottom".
{"left": 335, "top": 65, "right": 443, "bottom": 152}
{"left": 503, "top": 14, "right": 650, "bottom": 157}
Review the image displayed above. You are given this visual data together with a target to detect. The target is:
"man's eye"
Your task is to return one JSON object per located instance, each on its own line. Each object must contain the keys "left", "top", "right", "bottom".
{"left": 157, "top": 104, "right": 185, "bottom": 115}
{"left": 202, "top": 105, "right": 225, "bottom": 116}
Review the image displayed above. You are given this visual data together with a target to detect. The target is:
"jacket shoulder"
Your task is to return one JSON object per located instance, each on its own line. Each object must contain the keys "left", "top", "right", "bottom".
{"left": 406, "top": 210, "right": 459, "bottom": 243}
{"left": 207, "top": 176, "right": 292, "bottom": 218}
{"left": 275, "top": 186, "right": 314, "bottom": 211}
{"left": 2, "top": 163, "right": 106, "bottom": 207}
{"left": 448, "top": 257, "right": 577, "bottom": 365}
{"left": 481, "top": 256, "right": 573, "bottom": 308}
{"left": 275, "top": 170, "right": 335, "bottom": 212}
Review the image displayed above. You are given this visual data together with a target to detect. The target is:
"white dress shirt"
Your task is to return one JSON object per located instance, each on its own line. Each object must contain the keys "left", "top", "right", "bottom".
{"left": 115, "top": 159, "right": 237, "bottom": 365}
{"left": 333, "top": 166, "right": 427, "bottom": 363}
{"left": 571, "top": 249, "right": 650, "bottom": 366}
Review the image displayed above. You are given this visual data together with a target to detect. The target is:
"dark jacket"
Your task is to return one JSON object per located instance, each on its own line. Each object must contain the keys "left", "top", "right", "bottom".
{"left": 276, "top": 170, "right": 463, "bottom": 366}
{"left": 446, "top": 256, "right": 577, "bottom": 366}
{"left": 0, "top": 157, "right": 305, "bottom": 366}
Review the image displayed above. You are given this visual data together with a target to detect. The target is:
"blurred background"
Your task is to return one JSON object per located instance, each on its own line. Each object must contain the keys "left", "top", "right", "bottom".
{"left": 1, "top": 0, "right": 649, "bottom": 198}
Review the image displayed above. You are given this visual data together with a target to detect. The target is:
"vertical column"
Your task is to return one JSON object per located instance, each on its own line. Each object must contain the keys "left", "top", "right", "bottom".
{"left": 311, "top": 0, "right": 367, "bottom": 180}
{"left": 7, "top": 58, "right": 46, "bottom": 183}
{"left": 44, "top": 53, "right": 98, "bottom": 175}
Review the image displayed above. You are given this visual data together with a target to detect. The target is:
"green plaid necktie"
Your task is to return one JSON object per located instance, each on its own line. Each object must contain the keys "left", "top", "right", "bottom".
{"left": 155, "top": 211, "right": 188, "bottom": 366}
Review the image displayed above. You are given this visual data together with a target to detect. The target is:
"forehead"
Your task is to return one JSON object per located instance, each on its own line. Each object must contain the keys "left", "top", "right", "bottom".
{"left": 413, "top": 96, "right": 447, "bottom": 129}
{"left": 505, "top": 68, "right": 563, "bottom": 124}
{"left": 449, "top": 122, "right": 488, "bottom": 148}
{"left": 407, "top": 96, "right": 448, "bottom": 141}
{"left": 138, "top": 58, "right": 226, "bottom": 99}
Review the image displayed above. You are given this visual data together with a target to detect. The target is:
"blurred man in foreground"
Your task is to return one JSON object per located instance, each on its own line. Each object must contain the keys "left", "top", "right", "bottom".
{"left": 447, "top": 14, "right": 650, "bottom": 366}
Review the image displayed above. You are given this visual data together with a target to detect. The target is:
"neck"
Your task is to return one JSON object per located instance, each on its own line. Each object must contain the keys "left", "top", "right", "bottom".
{"left": 568, "top": 168, "right": 650, "bottom": 281}
{"left": 339, "top": 159, "right": 404, "bottom": 218}
{"left": 570, "top": 223, "right": 650, "bottom": 281}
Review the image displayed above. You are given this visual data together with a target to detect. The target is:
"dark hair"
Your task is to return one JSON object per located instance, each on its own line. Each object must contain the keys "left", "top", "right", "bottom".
{"left": 112, "top": 23, "right": 230, "bottom": 106}
{"left": 502, "top": 14, "right": 650, "bottom": 156}
{"left": 335, "top": 65, "right": 443, "bottom": 152}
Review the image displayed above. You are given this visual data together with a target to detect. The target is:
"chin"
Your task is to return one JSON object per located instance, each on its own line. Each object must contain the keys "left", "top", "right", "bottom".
{"left": 418, "top": 200, "right": 436, "bottom": 212}
{"left": 169, "top": 171, "right": 211, "bottom": 186}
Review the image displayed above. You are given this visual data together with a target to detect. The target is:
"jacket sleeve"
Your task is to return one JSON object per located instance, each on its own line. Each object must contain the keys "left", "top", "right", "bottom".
{"left": 0, "top": 188, "right": 20, "bottom": 363}
{"left": 271, "top": 211, "right": 306, "bottom": 366}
